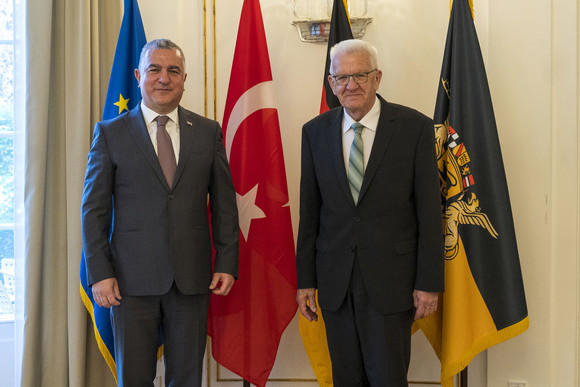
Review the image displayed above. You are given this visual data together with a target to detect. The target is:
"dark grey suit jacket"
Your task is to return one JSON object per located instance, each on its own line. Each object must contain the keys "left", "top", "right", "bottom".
{"left": 81, "top": 105, "right": 239, "bottom": 296}
{"left": 296, "top": 96, "right": 444, "bottom": 314}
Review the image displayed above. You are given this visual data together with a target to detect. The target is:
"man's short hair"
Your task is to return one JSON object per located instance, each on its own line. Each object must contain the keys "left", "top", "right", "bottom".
{"left": 138, "top": 39, "right": 186, "bottom": 73}
{"left": 329, "top": 39, "right": 379, "bottom": 73}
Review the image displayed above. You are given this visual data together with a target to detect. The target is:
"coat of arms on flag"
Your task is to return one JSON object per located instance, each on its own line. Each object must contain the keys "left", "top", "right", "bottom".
{"left": 415, "top": 1, "right": 528, "bottom": 386}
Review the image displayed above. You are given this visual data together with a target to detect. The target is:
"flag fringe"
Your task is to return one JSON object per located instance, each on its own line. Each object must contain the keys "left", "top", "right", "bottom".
{"left": 437, "top": 316, "right": 530, "bottom": 387}
{"left": 80, "top": 283, "right": 118, "bottom": 383}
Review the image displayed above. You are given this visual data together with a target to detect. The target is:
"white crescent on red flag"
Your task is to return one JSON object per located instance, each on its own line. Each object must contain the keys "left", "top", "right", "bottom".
{"left": 208, "top": 1, "right": 297, "bottom": 386}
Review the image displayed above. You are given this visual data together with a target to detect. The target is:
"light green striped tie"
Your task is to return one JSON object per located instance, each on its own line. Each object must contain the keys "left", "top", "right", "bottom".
{"left": 348, "top": 122, "right": 364, "bottom": 203}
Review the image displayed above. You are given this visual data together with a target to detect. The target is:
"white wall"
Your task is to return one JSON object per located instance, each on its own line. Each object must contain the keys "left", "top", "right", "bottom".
{"left": 485, "top": 0, "right": 552, "bottom": 385}
{"left": 133, "top": 0, "right": 580, "bottom": 386}
{"left": 484, "top": 0, "right": 579, "bottom": 386}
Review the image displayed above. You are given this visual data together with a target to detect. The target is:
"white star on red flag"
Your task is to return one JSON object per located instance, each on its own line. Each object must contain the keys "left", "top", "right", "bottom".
{"left": 236, "top": 184, "right": 266, "bottom": 241}
{"left": 208, "top": 1, "right": 297, "bottom": 386}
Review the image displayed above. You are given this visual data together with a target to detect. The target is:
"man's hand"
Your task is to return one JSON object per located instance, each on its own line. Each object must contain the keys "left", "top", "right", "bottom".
{"left": 413, "top": 290, "right": 439, "bottom": 320}
{"left": 297, "top": 288, "right": 318, "bottom": 322}
{"left": 209, "top": 273, "right": 235, "bottom": 295}
{"left": 92, "top": 278, "right": 122, "bottom": 308}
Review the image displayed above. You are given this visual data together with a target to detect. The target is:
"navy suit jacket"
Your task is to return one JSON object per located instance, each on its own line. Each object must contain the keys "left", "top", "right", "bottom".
{"left": 81, "top": 105, "right": 239, "bottom": 296}
{"left": 296, "top": 96, "right": 444, "bottom": 314}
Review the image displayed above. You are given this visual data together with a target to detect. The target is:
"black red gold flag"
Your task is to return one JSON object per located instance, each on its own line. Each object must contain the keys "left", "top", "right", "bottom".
{"left": 415, "top": 1, "right": 529, "bottom": 386}
{"left": 319, "top": 0, "right": 353, "bottom": 113}
{"left": 298, "top": 1, "right": 353, "bottom": 385}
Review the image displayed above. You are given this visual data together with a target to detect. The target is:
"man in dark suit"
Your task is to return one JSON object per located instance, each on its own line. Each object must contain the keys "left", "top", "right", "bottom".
{"left": 81, "top": 39, "right": 239, "bottom": 386}
{"left": 297, "top": 39, "right": 444, "bottom": 386}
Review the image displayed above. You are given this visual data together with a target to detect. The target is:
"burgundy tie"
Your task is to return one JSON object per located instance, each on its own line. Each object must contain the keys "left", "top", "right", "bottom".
{"left": 155, "top": 115, "right": 176, "bottom": 187}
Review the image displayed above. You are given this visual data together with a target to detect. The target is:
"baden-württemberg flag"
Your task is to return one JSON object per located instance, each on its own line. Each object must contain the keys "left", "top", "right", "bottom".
{"left": 79, "top": 0, "right": 146, "bottom": 381}
{"left": 414, "top": 0, "right": 529, "bottom": 386}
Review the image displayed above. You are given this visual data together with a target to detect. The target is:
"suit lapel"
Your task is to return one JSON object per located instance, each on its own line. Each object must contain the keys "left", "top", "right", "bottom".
{"left": 124, "top": 105, "right": 171, "bottom": 190}
{"left": 174, "top": 107, "right": 196, "bottom": 187}
{"left": 327, "top": 108, "right": 354, "bottom": 205}
{"left": 358, "top": 97, "right": 397, "bottom": 201}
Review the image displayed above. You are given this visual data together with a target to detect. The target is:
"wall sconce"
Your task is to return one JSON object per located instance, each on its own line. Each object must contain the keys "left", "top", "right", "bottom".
{"left": 291, "top": 0, "right": 372, "bottom": 43}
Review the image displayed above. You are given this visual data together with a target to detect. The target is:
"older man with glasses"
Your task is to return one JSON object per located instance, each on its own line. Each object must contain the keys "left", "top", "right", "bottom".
{"left": 296, "top": 39, "right": 444, "bottom": 386}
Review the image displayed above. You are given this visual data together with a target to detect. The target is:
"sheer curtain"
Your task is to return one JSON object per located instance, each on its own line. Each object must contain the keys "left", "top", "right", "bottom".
{"left": 14, "top": 0, "right": 26, "bottom": 385}
{"left": 19, "top": 0, "right": 120, "bottom": 386}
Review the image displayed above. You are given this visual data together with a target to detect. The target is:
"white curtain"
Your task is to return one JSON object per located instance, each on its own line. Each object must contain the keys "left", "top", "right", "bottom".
{"left": 14, "top": 0, "right": 27, "bottom": 385}
{"left": 19, "top": 0, "right": 120, "bottom": 386}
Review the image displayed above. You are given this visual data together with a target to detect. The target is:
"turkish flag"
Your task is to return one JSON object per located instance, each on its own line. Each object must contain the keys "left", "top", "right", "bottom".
{"left": 208, "top": 0, "right": 297, "bottom": 386}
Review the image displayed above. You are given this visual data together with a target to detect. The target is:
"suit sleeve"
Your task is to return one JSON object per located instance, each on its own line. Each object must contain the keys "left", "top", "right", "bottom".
{"left": 413, "top": 118, "right": 445, "bottom": 292}
{"left": 81, "top": 123, "right": 116, "bottom": 286}
{"left": 296, "top": 125, "right": 321, "bottom": 290}
{"left": 208, "top": 123, "right": 239, "bottom": 278}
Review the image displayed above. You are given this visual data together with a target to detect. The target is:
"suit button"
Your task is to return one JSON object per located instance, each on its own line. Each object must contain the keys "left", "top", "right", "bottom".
{"left": 351, "top": 246, "right": 356, "bottom": 253}
{"left": 354, "top": 217, "right": 361, "bottom": 222}
{"left": 169, "top": 194, "right": 175, "bottom": 199}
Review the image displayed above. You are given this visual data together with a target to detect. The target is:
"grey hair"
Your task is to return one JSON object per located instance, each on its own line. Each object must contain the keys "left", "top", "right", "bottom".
{"left": 138, "top": 39, "right": 186, "bottom": 73}
{"left": 329, "top": 39, "right": 379, "bottom": 73}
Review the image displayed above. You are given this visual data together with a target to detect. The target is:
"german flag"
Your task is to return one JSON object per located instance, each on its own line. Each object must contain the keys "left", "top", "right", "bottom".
{"left": 298, "top": 1, "right": 352, "bottom": 385}
{"left": 414, "top": 0, "right": 529, "bottom": 386}
{"left": 319, "top": 0, "right": 353, "bottom": 113}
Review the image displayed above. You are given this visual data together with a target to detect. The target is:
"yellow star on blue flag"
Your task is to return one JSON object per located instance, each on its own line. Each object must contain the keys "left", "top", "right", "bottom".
{"left": 114, "top": 93, "right": 130, "bottom": 114}
{"left": 99, "top": 0, "right": 146, "bottom": 121}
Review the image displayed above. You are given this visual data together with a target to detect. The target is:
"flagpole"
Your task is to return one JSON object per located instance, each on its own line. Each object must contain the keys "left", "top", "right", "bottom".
{"left": 211, "top": 2, "right": 252, "bottom": 382}
{"left": 213, "top": 0, "right": 217, "bottom": 120}
{"left": 460, "top": 368, "right": 468, "bottom": 386}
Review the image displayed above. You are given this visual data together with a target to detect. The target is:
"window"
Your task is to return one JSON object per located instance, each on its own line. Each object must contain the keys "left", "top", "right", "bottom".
{"left": 0, "top": 0, "right": 14, "bottom": 323}
{"left": 0, "top": 1, "right": 18, "bottom": 385}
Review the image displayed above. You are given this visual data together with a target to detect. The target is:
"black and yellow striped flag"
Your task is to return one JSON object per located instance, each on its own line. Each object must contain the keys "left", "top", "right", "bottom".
{"left": 415, "top": 1, "right": 529, "bottom": 386}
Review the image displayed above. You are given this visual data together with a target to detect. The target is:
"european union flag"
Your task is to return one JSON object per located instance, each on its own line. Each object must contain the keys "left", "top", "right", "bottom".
{"left": 80, "top": 0, "right": 146, "bottom": 381}
{"left": 102, "top": 0, "right": 147, "bottom": 121}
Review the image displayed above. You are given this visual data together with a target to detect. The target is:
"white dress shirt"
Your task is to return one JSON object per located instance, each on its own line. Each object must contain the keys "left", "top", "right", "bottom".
{"left": 140, "top": 101, "right": 180, "bottom": 162}
{"left": 341, "top": 96, "right": 381, "bottom": 173}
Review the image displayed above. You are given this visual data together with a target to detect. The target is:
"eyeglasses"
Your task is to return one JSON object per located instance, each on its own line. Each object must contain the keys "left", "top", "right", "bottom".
{"left": 330, "top": 69, "right": 377, "bottom": 86}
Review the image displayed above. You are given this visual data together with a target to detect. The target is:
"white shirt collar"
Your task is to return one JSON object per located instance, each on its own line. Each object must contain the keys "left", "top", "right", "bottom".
{"left": 342, "top": 96, "right": 381, "bottom": 133}
{"left": 140, "top": 101, "right": 179, "bottom": 128}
